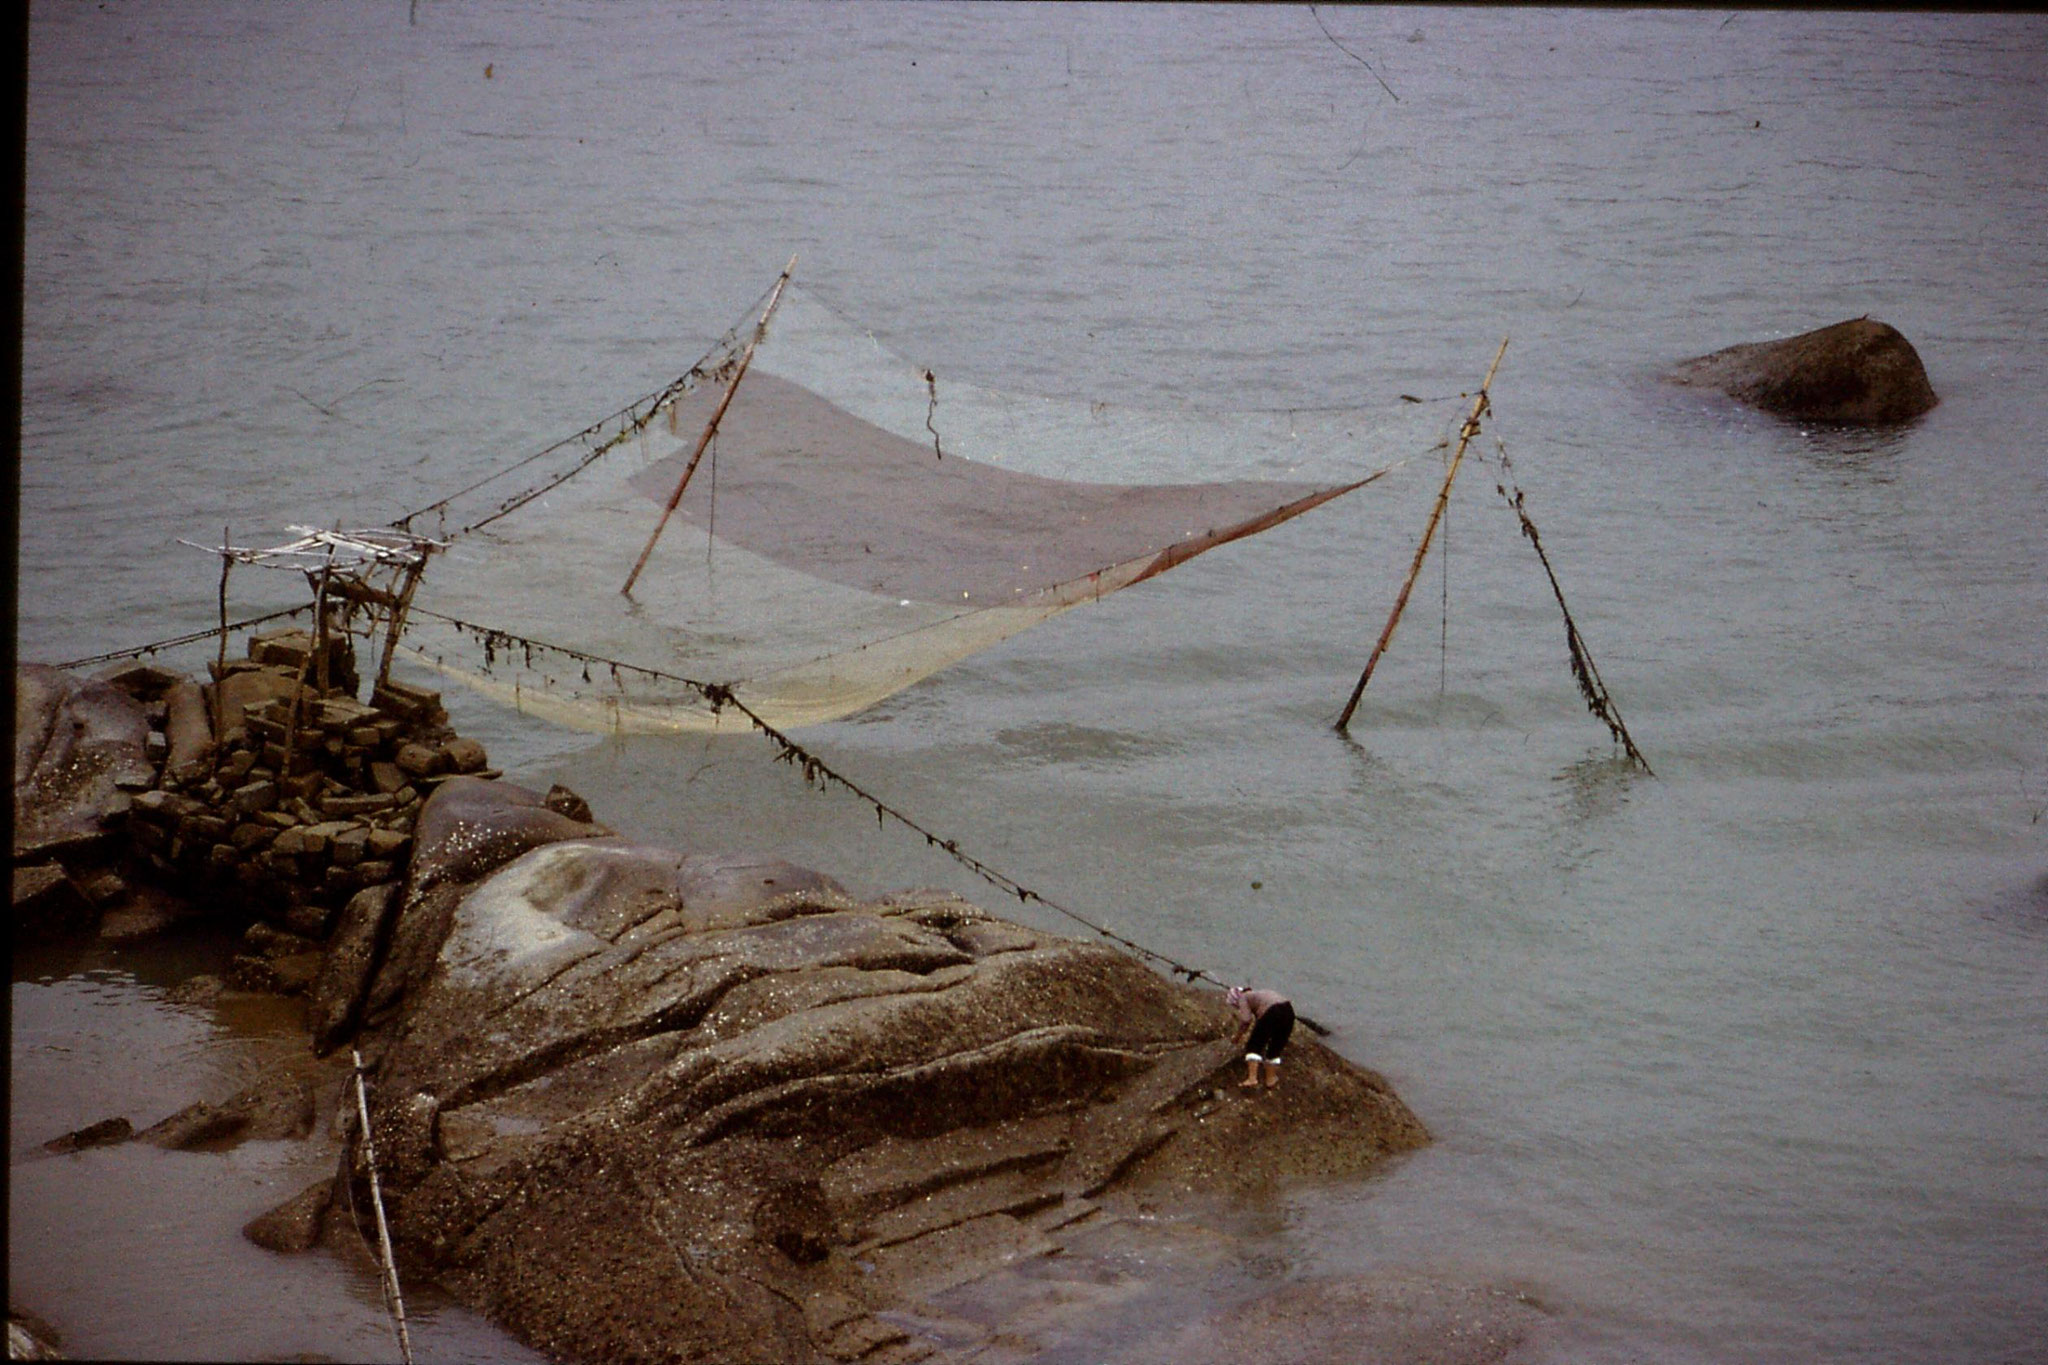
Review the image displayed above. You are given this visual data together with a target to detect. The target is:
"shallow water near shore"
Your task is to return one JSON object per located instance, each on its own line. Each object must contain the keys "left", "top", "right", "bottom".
{"left": 9, "top": 932, "right": 549, "bottom": 1362}
{"left": 17, "top": 5, "right": 2048, "bottom": 1362}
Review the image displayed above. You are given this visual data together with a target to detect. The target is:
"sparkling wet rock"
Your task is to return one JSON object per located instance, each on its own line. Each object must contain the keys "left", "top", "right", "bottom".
{"left": 332, "top": 812, "right": 1426, "bottom": 1365}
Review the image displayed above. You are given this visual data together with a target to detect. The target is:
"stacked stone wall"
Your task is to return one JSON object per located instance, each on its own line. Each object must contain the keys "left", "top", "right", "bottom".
{"left": 15, "top": 629, "right": 500, "bottom": 993}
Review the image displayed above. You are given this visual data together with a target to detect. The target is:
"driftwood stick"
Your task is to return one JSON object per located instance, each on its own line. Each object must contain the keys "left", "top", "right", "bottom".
{"left": 622, "top": 255, "right": 797, "bottom": 596}
{"left": 351, "top": 1049, "right": 414, "bottom": 1365}
{"left": 1336, "top": 337, "right": 1509, "bottom": 732}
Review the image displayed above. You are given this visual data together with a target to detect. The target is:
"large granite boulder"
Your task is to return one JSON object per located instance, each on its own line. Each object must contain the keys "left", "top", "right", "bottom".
{"left": 336, "top": 822, "right": 1426, "bottom": 1364}
{"left": 14, "top": 663, "right": 155, "bottom": 866}
{"left": 1662, "top": 317, "right": 1938, "bottom": 423}
{"left": 317, "top": 775, "right": 614, "bottom": 1053}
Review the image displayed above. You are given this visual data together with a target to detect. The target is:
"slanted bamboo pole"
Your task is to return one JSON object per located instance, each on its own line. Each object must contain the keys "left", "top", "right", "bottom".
{"left": 213, "top": 525, "right": 232, "bottom": 740}
{"left": 280, "top": 545, "right": 338, "bottom": 775}
{"left": 621, "top": 255, "right": 798, "bottom": 597}
{"left": 351, "top": 1048, "right": 414, "bottom": 1365}
{"left": 375, "top": 551, "right": 431, "bottom": 692}
{"left": 1336, "top": 337, "right": 1509, "bottom": 732}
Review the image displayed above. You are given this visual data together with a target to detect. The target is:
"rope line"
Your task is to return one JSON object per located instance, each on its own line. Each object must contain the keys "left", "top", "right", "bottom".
{"left": 1484, "top": 436, "right": 1653, "bottom": 774}
{"left": 401, "top": 603, "right": 1270, "bottom": 1003}
{"left": 387, "top": 284, "right": 774, "bottom": 540}
{"left": 50, "top": 604, "right": 315, "bottom": 671}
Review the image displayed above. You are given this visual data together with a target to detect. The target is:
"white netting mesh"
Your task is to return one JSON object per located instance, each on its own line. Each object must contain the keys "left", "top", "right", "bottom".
{"left": 397, "top": 281, "right": 1459, "bottom": 732}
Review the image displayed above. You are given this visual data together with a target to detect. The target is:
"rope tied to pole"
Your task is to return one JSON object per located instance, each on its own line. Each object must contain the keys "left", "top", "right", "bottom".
{"left": 1485, "top": 434, "right": 1653, "bottom": 773}
{"left": 50, "top": 603, "right": 316, "bottom": 672}
{"left": 403, "top": 605, "right": 1328, "bottom": 1031}
{"left": 1337, "top": 338, "right": 1509, "bottom": 731}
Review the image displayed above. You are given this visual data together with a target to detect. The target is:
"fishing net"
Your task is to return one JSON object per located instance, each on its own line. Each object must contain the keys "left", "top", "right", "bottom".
{"left": 395, "top": 282, "right": 1455, "bottom": 732}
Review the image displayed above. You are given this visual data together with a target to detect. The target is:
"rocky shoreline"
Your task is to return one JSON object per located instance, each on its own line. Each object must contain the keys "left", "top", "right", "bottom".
{"left": 13, "top": 637, "right": 1547, "bottom": 1363}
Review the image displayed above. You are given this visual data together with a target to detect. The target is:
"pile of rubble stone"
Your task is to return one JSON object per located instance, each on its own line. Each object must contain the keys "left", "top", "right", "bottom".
{"left": 13, "top": 628, "right": 497, "bottom": 992}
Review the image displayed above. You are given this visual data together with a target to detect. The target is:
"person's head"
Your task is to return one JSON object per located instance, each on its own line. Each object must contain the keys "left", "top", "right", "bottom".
{"left": 1225, "top": 985, "right": 1248, "bottom": 1008}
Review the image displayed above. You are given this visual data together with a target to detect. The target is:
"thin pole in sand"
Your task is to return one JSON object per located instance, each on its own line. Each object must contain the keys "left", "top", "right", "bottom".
{"left": 351, "top": 1048, "right": 415, "bottom": 1365}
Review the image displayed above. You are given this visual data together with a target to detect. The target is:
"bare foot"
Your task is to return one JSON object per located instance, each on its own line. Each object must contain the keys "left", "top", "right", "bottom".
{"left": 1239, "top": 1079, "right": 1261, "bottom": 1089}
{"left": 1264, "top": 1078, "right": 1280, "bottom": 1089}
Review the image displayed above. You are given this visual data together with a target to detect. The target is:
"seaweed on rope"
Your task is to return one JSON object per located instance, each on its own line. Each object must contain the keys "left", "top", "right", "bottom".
{"left": 397, "top": 601, "right": 1327, "bottom": 1028}
{"left": 1485, "top": 434, "right": 1652, "bottom": 774}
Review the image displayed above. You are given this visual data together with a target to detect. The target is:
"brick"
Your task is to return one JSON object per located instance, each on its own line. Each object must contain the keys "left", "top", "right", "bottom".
{"left": 371, "top": 679, "right": 441, "bottom": 721}
{"left": 181, "top": 814, "right": 230, "bottom": 844}
{"left": 394, "top": 743, "right": 446, "bottom": 778}
{"left": 226, "top": 780, "right": 278, "bottom": 817}
{"left": 441, "top": 737, "right": 488, "bottom": 774}
{"left": 366, "top": 828, "right": 411, "bottom": 861}
{"left": 318, "top": 697, "right": 380, "bottom": 729}
{"left": 354, "top": 859, "right": 397, "bottom": 887}
{"left": 75, "top": 867, "right": 131, "bottom": 907}
{"left": 231, "top": 822, "right": 275, "bottom": 852}
{"left": 320, "top": 793, "right": 396, "bottom": 818}
{"left": 330, "top": 826, "right": 369, "bottom": 868}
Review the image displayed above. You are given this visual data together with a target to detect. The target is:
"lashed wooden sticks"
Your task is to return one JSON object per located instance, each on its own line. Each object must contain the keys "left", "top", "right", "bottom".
{"left": 1336, "top": 337, "right": 1509, "bottom": 731}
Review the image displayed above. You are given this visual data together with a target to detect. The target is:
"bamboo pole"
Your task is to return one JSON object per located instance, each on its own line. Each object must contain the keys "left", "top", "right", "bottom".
{"left": 351, "top": 1049, "right": 414, "bottom": 1365}
{"left": 621, "top": 255, "right": 798, "bottom": 597}
{"left": 375, "top": 551, "right": 431, "bottom": 692}
{"left": 280, "top": 545, "right": 337, "bottom": 776}
{"left": 1336, "top": 337, "right": 1509, "bottom": 732}
{"left": 213, "top": 526, "right": 232, "bottom": 741}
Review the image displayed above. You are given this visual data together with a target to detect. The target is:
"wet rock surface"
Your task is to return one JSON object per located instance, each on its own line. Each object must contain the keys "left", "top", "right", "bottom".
{"left": 342, "top": 819, "right": 1427, "bottom": 1364}
{"left": 14, "top": 664, "right": 153, "bottom": 869}
{"left": 1662, "top": 317, "right": 1938, "bottom": 423}
{"left": 16, "top": 649, "right": 1447, "bottom": 1364}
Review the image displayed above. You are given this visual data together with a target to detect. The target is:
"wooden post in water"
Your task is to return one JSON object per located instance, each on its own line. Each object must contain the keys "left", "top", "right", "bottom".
{"left": 1336, "top": 337, "right": 1510, "bottom": 732}
{"left": 622, "top": 255, "right": 798, "bottom": 597}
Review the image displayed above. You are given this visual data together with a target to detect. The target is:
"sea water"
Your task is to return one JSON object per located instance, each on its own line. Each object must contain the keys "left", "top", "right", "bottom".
{"left": 18, "top": 6, "right": 2048, "bottom": 1361}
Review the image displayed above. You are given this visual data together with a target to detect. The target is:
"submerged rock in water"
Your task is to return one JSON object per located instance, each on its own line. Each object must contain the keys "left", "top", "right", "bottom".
{"left": 242, "top": 1177, "right": 337, "bottom": 1255}
{"left": 339, "top": 809, "right": 1427, "bottom": 1365}
{"left": 138, "top": 1073, "right": 316, "bottom": 1150}
{"left": 42, "top": 1116, "right": 134, "bottom": 1155}
{"left": 1662, "top": 317, "right": 1938, "bottom": 423}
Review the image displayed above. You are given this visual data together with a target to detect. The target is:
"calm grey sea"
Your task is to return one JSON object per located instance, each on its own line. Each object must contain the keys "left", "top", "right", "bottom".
{"left": 16, "top": 5, "right": 2048, "bottom": 1362}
